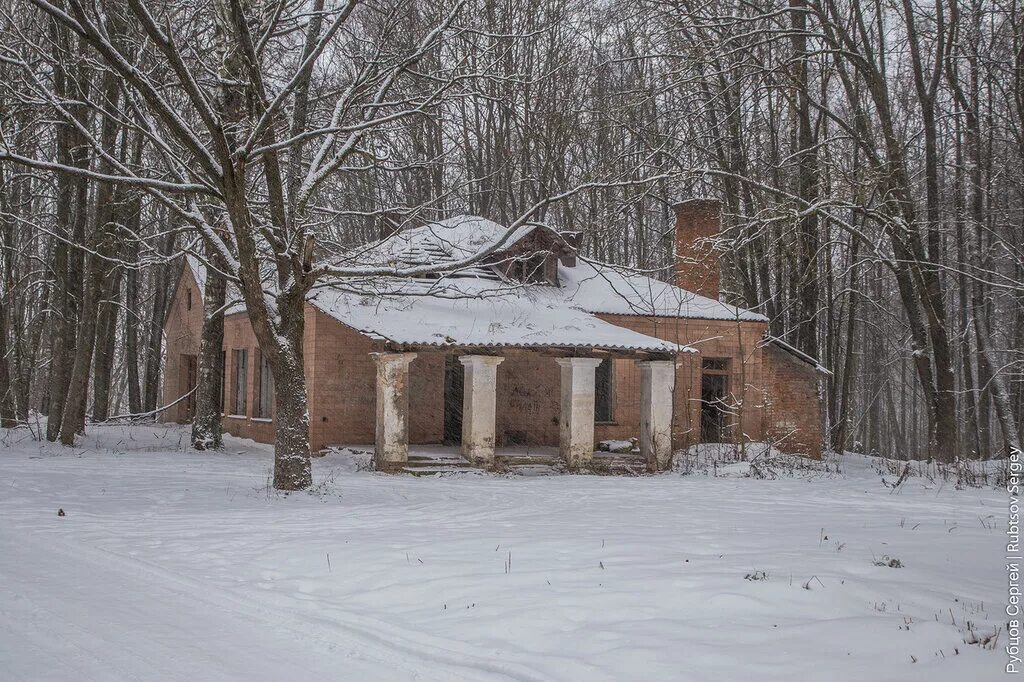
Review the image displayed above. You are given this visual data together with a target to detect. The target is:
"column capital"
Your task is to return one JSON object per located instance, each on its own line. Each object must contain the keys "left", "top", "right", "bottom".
{"left": 555, "top": 357, "right": 603, "bottom": 370}
{"left": 370, "top": 351, "right": 417, "bottom": 367}
{"left": 458, "top": 354, "right": 505, "bottom": 368}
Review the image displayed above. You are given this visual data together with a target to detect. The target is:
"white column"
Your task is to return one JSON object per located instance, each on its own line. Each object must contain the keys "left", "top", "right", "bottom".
{"left": 638, "top": 360, "right": 676, "bottom": 471}
{"left": 555, "top": 357, "right": 603, "bottom": 471}
{"left": 459, "top": 355, "right": 504, "bottom": 466}
{"left": 371, "top": 352, "right": 417, "bottom": 471}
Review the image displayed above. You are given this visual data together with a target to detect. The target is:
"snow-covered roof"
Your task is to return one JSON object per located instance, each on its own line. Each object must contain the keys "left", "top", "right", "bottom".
{"left": 354, "top": 214, "right": 764, "bottom": 323}
{"left": 343, "top": 215, "right": 548, "bottom": 281}
{"left": 182, "top": 214, "right": 766, "bottom": 354}
{"left": 371, "top": 215, "right": 542, "bottom": 263}
{"left": 560, "top": 259, "right": 766, "bottom": 322}
{"left": 309, "top": 277, "right": 685, "bottom": 354}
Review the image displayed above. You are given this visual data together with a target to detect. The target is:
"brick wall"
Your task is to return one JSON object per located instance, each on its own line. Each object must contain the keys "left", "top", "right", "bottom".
{"left": 160, "top": 265, "right": 203, "bottom": 424}
{"left": 674, "top": 200, "right": 722, "bottom": 300}
{"left": 308, "top": 312, "right": 444, "bottom": 450}
{"left": 762, "top": 343, "right": 823, "bottom": 458}
{"left": 495, "top": 354, "right": 560, "bottom": 446}
{"left": 159, "top": 268, "right": 822, "bottom": 458}
{"left": 594, "top": 314, "right": 770, "bottom": 451}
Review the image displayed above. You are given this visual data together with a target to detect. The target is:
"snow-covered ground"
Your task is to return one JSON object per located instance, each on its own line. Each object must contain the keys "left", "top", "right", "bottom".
{"left": 0, "top": 423, "right": 1008, "bottom": 681}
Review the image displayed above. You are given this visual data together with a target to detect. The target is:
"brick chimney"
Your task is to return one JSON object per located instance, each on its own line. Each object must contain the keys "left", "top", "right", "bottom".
{"left": 674, "top": 198, "right": 721, "bottom": 300}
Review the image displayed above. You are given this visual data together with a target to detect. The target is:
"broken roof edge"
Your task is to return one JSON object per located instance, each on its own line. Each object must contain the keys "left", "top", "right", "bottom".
{"left": 764, "top": 335, "right": 832, "bottom": 376}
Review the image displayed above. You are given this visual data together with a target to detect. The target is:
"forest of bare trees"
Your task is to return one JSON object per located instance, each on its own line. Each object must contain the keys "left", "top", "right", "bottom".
{"left": 0, "top": 0, "right": 1021, "bottom": 489}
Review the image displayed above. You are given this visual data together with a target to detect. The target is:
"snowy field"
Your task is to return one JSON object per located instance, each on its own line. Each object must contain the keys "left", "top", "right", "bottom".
{"left": 0, "top": 423, "right": 1008, "bottom": 681}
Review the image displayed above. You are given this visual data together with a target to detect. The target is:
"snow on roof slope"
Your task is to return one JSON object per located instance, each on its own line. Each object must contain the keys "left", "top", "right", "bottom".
{"left": 559, "top": 259, "right": 766, "bottom": 322}
{"left": 370, "top": 215, "right": 540, "bottom": 263}
{"left": 360, "top": 215, "right": 764, "bottom": 322}
{"left": 309, "top": 277, "right": 685, "bottom": 354}
{"left": 197, "top": 215, "right": 762, "bottom": 351}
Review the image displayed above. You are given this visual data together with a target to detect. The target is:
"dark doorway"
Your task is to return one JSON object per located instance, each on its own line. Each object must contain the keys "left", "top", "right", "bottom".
{"left": 443, "top": 355, "right": 464, "bottom": 445}
{"left": 700, "top": 358, "right": 729, "bottom": 442}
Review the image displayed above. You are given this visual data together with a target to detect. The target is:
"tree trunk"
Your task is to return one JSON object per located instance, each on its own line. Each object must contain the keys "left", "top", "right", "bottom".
{"left": 91, "top": 261, "right": 122, "bottom": 422}
{"left": 974, "top": 313, "right": 1022, "bottom": 458}
{"left": 59, "top": 247, "right": 106, "bottom": 443}
{"left": 143, "top": 227, "right": 176, "bottom": 413}
{"left": 45, "top": 23, "right": 91, "bottom": 440}
{"left": 124, "top": 249, "right": 143, "bottom": 415}
{"left": 789, "top": 0, "right": 820, "bottom": 359}
{"left": 0, "top": 298, "right": 15, "bottom": 428}
{"left": 269, "top": 321, "right": 313, "bottom": 490}
{"left": 832, "top": 239, "right": 860, "bottom": 452}
{"left": 191, "top": 252, "right": 227, "bottom": 450}
{"left": 58, "top": 57, "right": 123, "bottom": 444}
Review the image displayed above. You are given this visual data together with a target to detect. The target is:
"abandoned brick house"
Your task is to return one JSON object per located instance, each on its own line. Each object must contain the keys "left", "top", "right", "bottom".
{"left": 161, "top": 200, "right": 824, "bottom": 472}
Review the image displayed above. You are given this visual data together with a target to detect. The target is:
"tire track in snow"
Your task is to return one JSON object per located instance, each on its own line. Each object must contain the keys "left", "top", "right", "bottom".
{"left": 2, "top": 529, "right": 576, "bottom": 682}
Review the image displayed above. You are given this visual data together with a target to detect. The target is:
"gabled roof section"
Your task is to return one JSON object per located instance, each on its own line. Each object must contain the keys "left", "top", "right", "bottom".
{"left": 163, "top": 256, "right": 205, "bottom": 327}
{"left": 374, "top": 215, "right": 547, "bottom": 261}
{"left": 186, "top": 254, "right": 207, "bottom": 294}
{"left": 356, "top": 215, "right": 565, "bottom": 280}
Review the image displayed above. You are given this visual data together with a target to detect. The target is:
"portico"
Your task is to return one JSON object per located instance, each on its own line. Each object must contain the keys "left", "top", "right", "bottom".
{"left": 370, "top": 347, "right": 680, "bottom": 474}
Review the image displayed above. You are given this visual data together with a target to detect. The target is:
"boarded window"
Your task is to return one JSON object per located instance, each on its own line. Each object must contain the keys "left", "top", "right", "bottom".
{"left": 595, "top": 359, "right": 614, "bottom": 422}
{"left": 255, "top": 352, "right": 274, "bottom": 419}
{"left": 232, "top": 349, "right": 248, "bottom": 415}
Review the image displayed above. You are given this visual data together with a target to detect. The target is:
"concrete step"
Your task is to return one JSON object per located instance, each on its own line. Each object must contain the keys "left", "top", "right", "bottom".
{"left": 496, "top": 456, "right": 559, "bottom": 467}
{"left": 405, "top": 454, "right": 473, "bottom": 464}
{"left": 403, "top": 466, "right": 479, "bottom": 476}
{"left": 407, "top": 454, "right": 467, "bottom": 462}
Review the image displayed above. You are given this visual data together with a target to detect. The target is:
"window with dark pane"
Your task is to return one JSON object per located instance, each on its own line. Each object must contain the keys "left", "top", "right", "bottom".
{"left": 256, "top": 352, "right": 274, "bottom": 418}
{"left": 595, "top": 358, "right": 614, "bottom": 422}
{"left": 232, "top": 349, "right": 248, "bottom": 415}
{"left": 218, "top": 350, "right": 226, "bottom": 413}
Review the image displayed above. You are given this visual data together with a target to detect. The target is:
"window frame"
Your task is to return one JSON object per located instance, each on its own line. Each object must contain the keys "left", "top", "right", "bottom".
{"left": 231, "top": 348, "right": 248, "bottom": 417}
{"left": 219, "top": 350, "right": 226, "bottom": 414}
{"left": 255, "top": 351, "right": 274, "bottom": 419}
